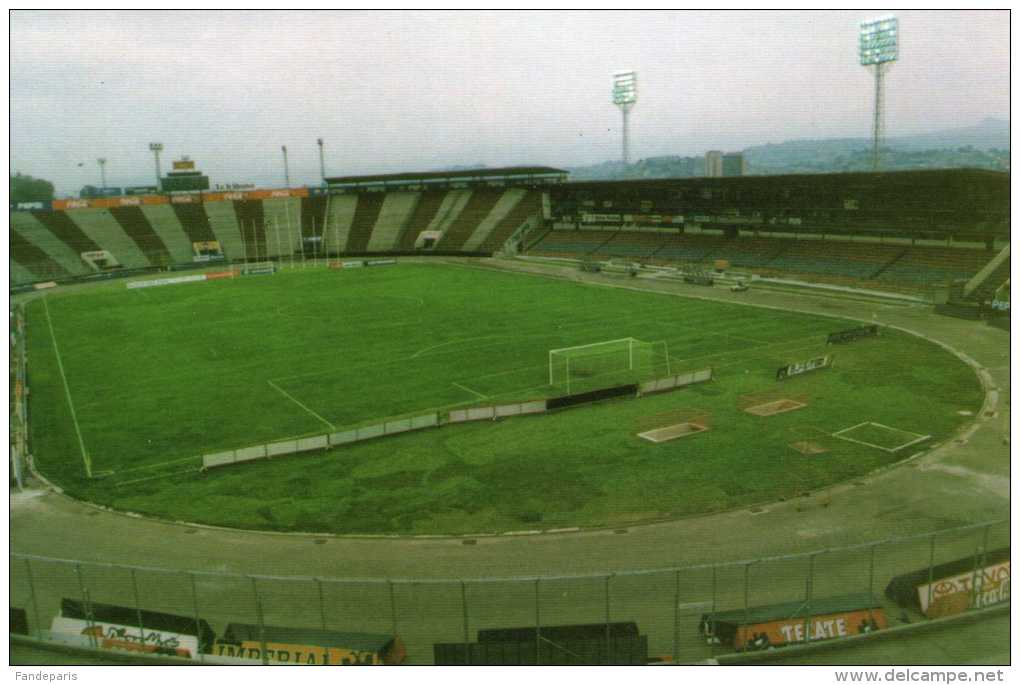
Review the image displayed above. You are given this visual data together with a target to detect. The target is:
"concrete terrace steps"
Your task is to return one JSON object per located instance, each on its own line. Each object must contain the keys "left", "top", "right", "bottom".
{"left": 30, "top": 210, "right": 102, "bottom": 255}
{"left": 435, "top": 189, "right": 504, "bottom": 250}
{"left": 170, "top": 201, "right": 217, "bottom": 243}
{"left": 428, "top": 190, "right": 473, "bottom": 240}
{"left": 478, "top": 191, "right": 543, "bottom": 252}
{"left": 367, "top": 192, "right": 419, "bottom": 252}
{"left": 138, "top": 203, "right": 198, "bottom": 265}
{"left": 10, "top": 231, "right": 70, "bottom": 281}
{"left": 325, "top": 194, "right": 358, "bottom": 252}
{"left": 462, "top": 188, "right": 528, "bottom": 252}
{"left": 108, "top": 206, "right": 172, "bottom": 265}
{"left": 344, "top": 193, "right": 386, "bottom": 253}
{"left": 9, "top": 212, "right": 88, "bottom": 276}
{"left": 261, "top": 197, "right": 301, "bottom": 258}
{"left": 65, "top": 208, "right": 151, "bottom": 268}
{"left": 397, "top": 191, "right": 446, "bottom": 250}
{"left": 202, "top": 200, "right": 245, "bottom": 261}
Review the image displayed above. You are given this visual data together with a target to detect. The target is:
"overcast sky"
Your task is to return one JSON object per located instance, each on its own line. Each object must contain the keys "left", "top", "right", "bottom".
{"left": 10, "top": 10, "right": 1010, "bottom": 196}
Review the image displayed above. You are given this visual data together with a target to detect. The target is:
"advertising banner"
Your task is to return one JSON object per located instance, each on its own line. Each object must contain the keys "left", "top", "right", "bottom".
{"left": 776, "top": 354, "right": 832, "bottom": 381}
{"left": 827, "top": 325, "right": 879, "bottom": 345}
{"left": 917, "top": 560, "right": 1010, "bottom": 618}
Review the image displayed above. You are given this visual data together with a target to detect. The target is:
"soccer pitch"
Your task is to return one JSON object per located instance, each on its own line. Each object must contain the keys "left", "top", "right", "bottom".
{"left": 26, "top": 262, "right": 983, "bottom": 534}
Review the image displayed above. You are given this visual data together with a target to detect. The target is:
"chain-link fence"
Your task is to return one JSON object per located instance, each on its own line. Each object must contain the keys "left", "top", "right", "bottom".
{"left": 9, "top": 518, "right": 1008, "bottom": 664}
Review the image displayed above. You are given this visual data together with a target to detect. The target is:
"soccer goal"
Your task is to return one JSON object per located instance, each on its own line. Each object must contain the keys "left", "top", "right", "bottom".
{"left": 549, "top": 338, "right": 671, "bottom": 394}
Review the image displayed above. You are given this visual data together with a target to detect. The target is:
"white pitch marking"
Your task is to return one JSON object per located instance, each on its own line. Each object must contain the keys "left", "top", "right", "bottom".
{"left": 266, "top": 379, "right": 336, "bottom": 430}
{"left": 43, "top": 297, "right": 92, "bottom": 478}
{"left": 452, "top": 381, "right": 488, "bottom": 400}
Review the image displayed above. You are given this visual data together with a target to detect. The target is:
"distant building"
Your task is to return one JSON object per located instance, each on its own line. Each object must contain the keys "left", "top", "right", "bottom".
{"left": 161, "top": 156, "right": 210, "bottom": 193}
{"left": 722, "top": 153, "right": 746, "bottom": 177}
{"left": 705, "top": 151, "right": 723, "bottom": 177}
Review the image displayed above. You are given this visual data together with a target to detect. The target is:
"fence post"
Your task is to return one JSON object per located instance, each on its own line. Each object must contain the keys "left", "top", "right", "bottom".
{"left": 316, "top": 578, "right": 327, "bottom": 630}
{"left": 802, "top": 553, "right": 816, "bottom": 646}
{"left": 74, "top": 563, "right": 97, "bottom": 649}
{"left": 867, "top": 543, "right": 878, "bottom": 628}
{"left": 925, "top": 533, "right": 937, "bottom": 618}
{"left": 969, "top": 524, "right": 993, "bottom": 611}
{"left": 24, "top": 558, "right": 42, "bottom": 640}
{"left": 389, "top": 580, "right": 398, "bottom": 638}
{"left": 742, "top": 562, "right": 752, "bottom": 650}
{"left": 251, "top": 577, "right": 268, "bottom": 665}
{"left": 709, "top": 564, "right": 718, "bottom": 657}
{"left": 604, "top": 574, "right": 612, "bottom": 665}
{"left": 188, "top": 572, "right": 205, "bottom": 663}
{"left": 460, "top": 580, "right": 469, "bottom": 647}
{"left": 535, "top": 578, "right": 542, "bottom": 666}
{"left": 130, "top": 568, "right": 146, "bottom": 649}
{"left": 672, "top": 569, "right": 680, "bottom": 663}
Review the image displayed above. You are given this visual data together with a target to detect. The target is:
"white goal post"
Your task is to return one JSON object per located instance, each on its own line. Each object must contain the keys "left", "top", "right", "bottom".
{"left": 548, "top": 337, "right": 671, "bottom": 394}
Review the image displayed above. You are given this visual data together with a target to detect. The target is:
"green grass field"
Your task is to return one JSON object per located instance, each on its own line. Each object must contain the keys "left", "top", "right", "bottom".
{"left": 26, "top": 262, "right": 983, "bottom": 534}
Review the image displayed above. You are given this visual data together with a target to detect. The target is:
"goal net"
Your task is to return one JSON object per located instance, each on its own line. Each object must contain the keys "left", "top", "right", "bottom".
{"left": 549, "top": 338, "right": 671, "bottom": 394}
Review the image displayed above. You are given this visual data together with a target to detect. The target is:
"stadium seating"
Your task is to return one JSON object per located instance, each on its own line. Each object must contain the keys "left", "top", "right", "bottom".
{"left": 366, "top": 192, "right": 419, "bottom": 252}
{"left": 202, "top": 200, "right": 246, "bottom": 262}
{"left": 876, "top": 246, "right": 992, "bottom": 286}
{"left": 10, "top": 212, "right": 89, "bottom": 276}
{"left": 10, "top": 232, "right": 70, "bottom": 281}
{"left": 477, "top": 190, "right": 543, "bottom": 253}
{"left": 344, "top": 193, "right": 386, "bottom": 253}
{"left": 435, "top": 190, "right": 504, "bottom": 250}
{"left": 170, "top": 202, "right": 218, "bottom": 244}
{"left": 233, "top": 200, "right": 268, "bottom": 260}
{"left": 595, "top": 231, "right": 664, "bottom": 260}
{"left": 529, "top": 229, "right": 612, "bottom": 257}
{"left": 138, "top": 204, "right": 201, "bottom": 265}
{"left": 397, "top": 191, "right": 447, "bottom": 250}
{"left": 260, "top": 197, "right": 301, "bottom": 258}
{"left": 325, "top": 194, "right": 358, "bottom": 252}
{"left": 462, "top": 188, "right": 527, "bottom": 251}
{"left": 65, "top": 208, "right": 151, "bottom": 268}
{"left": 108, "top": 206, "right": 172, "bottom": 266}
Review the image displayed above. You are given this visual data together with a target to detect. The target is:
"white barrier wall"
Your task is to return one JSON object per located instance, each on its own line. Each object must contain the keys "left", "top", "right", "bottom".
{"left": 448, "top": 400, "right": 547, "bottom": 424}
{"left": 638, "top": 367, "right": 713, "bottom": 395}
{"left": 202, "top": 412, "right": 440, "bottom": 469}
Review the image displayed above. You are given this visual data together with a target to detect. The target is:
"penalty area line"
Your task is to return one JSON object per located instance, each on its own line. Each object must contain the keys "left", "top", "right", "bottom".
{"left": 452, "top": 381, "right": 488, "bottom": 401}
{"left": 266, "top": 379, "right": 336, "bottom": 431}
{"left": 43, "top": 297, "right": 92, "bottom": 479}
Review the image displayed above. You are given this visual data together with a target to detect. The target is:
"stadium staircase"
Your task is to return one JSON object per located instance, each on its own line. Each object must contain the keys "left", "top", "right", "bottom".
{"left": 477, "top": 190, "right": 544, "bottom": 253}
{"left": 366, "top": 192, "right": 419, "bottom": 252}
{"left": 963, "top": 244, "right": 1010, "bottom": 302}
{"left": 138, "top": 204, "right": 199, "bottom": 265}
{"left": 10, "top": 212, "right": 89, "bottom": 276}
{"left": 426, "top": 190, "right": 474, "bottom": 246}
{"left": 233, "top": 200, "right": 268, "bottom": 260}
{"left": 108, "top": 206, "right": 172, "bottom": 266}
{"left": 435, "top": 189, "right": 504, "bottom": 250}
{"left": 868, "top": 248, "right": 909, "bottom": 280}
{"left": 344, "top": 192, "right": 386, "bottom": 252}
{"left": 10, "top": 232, "right": 70, "bottom": 282}
{"left": 396, "top": 191, "right": 446, "bottom": 250}
{"left": 203, "top": 200, "right": 246, "bottom": 262}
{"left": 65, "top": 208, "right": 151, "bottom": 268}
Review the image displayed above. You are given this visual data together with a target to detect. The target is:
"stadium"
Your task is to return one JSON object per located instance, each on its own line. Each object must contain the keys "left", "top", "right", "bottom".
{"left": 8, "top": 10, "right": 1010, "bottom": 671}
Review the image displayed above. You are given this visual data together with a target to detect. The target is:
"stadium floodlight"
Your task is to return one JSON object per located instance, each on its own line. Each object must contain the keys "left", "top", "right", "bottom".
{"left": 317, "top": 138, "right": 326, "bottom": 182}
{"left": 97, "top": 158, "right": 107, "bottom": 189}
{"left": 859, "top": 15, "right": 898, "bottom": 171}
{"left": 148, "top": 142, "right": 163, "bottom": 191}
{"left": 612, "top": 70, "right": 638, "bottom": 164}
{"left": 281, "top": 145, "right": 291, "bottom": 188}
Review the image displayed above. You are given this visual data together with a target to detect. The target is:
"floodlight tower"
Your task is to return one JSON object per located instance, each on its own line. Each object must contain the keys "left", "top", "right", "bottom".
{"left": 149, "top": 142, "right": 164, "bottom": 190}
{"left": 97, "top": 158, "right": 107, "bottom": 189}
{"left": 859, "top": 15, "right": 899, "bottom": 171}
{"left": 612, "top": 71, "right": 638, "bottom": 164}
{"left": 316, "top": 138, "right": 326, "bottom": 182}
{"left": 281, "top": 145, "right": 291, "bottom": 188}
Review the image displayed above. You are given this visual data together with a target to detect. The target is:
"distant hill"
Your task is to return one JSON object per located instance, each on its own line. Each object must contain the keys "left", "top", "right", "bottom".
{"left": 568, "top": 118, "right": 1009, "bottom": 181}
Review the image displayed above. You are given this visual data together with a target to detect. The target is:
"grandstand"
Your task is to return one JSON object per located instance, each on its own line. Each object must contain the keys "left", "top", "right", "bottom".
{"left": 8, "top": 168, "right": 1009, "bottom": 304}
